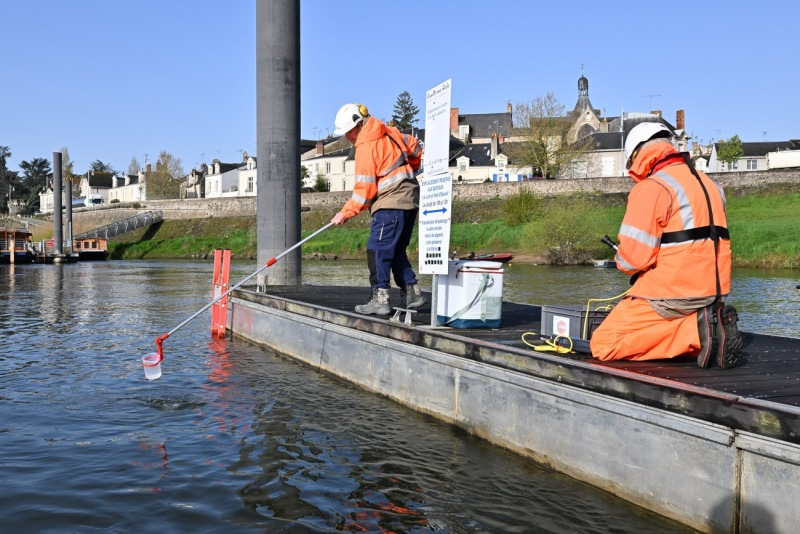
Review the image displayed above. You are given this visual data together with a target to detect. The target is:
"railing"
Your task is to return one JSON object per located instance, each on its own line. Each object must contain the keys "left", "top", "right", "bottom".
{"left": 74, "top": 211, "right": 163, "bottom": 239}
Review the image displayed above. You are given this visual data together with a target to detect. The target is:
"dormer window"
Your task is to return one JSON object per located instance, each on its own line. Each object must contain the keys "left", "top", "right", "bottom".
{"left": 458, "top": 157, "right": 469, "bottom": 172}
{"left": 496, "top": 155, "right": 507, "bottom": 172}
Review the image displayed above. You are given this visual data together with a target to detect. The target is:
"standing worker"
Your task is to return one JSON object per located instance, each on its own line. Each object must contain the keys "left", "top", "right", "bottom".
{"left": 590, "top": 122, "right": 744, "bottom": 368}
{"left": 330, "top": 103, "right": 426, "bottom": 315}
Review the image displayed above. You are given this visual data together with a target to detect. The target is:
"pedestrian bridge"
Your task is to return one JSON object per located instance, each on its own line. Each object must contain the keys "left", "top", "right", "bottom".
{"left": 74, "top": 210, "right": 163, "bottom": 239}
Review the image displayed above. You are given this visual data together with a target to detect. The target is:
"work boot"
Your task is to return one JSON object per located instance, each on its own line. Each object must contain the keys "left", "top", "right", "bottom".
{"left": 716, "top": 304, "right": 744, "bottom": 369}
{"left": 401, "top": 283, "right": 426, "bottom": 309}
{"left": 355, "top": 288, "right": 391, "bottom": 316}
{"left": 696, "top": 305, "right": 717, "bottom": 368}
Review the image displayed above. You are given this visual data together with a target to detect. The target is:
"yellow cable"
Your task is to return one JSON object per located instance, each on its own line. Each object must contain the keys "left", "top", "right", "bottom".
{"left": 522, "top": 332, "right": 575, "bottom": 354}
{"left": 582, "top": 288, "right": 631, "bottom": 339}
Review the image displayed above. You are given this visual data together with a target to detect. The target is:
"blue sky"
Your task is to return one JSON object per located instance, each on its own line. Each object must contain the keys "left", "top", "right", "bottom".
{"left": 1, "top": 0, "right": 797, "bottom": 174}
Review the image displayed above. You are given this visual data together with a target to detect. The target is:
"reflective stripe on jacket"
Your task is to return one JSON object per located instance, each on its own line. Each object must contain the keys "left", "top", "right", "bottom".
{"left": 341, "top": 117, "right": 422, "bottom": 218}
{"left": 615, "top": 144, "right": 731, "bottom": 300}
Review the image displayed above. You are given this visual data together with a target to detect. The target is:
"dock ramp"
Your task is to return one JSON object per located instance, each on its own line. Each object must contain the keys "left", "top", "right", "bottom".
{"left": 75, "top": 210, "right": 163, "bottom": 239}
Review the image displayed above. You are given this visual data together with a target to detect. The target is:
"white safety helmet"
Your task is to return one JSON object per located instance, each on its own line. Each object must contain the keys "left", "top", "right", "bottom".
{"left": 333, "top": 103, "right": 369, "bottom": 135}
{"left": 624, "top": 122, "right": 673, "bottom": 169}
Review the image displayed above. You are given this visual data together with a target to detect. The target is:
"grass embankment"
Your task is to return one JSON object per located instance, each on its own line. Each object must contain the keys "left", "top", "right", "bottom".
{"left": 107, "top": 186, "right": 800, "bottom": 269}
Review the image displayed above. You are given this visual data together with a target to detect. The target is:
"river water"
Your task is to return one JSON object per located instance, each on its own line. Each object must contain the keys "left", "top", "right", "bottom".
{"left": 2, "top": 260, "right": 796, "bottom": 533}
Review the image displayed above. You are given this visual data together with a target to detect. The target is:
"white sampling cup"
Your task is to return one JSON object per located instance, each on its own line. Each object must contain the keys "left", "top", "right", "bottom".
{"left": 141, "top": 353, "right": 162, "bottom": 380}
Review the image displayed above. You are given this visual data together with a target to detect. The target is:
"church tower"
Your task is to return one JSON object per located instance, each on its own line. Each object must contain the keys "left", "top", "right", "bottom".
{"left": 572, "top": 65, "right": 595, "bottom": 116}
{"left": 570, "top": 66, "right": 602, "bottom": 141}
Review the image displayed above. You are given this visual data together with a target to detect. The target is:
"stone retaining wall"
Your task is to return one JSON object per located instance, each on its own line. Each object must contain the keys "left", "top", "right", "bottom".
{"left": 68, "top": 170, "right": 798, "bottom": 230}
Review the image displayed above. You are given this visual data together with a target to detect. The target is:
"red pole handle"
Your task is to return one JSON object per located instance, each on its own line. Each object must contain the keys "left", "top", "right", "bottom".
{"left": 155, "top": 333, "right": 169, "bottom": 362}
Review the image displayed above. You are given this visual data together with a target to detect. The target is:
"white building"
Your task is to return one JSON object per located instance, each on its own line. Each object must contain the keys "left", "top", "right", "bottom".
{"left": 204, "top": 160, "right": 241, "bottom": 198}
{"left": 708, "top": 140, "right": 798, "bottom": 172}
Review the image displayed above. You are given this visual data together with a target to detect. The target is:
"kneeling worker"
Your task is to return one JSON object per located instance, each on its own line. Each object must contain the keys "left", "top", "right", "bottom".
{"left": 590, "top": 122, "right": 743, "bottom": 368}
{"left": 330, "top": 102, "right": 426, "bottom": 315}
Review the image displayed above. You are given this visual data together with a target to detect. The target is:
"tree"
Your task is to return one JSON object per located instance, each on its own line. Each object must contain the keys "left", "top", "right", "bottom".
{"left": 0, "top": 145, "right": 13, "bottom": 213}
{"left": 503, "top": 93, "right": 592, "bottom": 179}
{"left": 146, "top": 150, "right": 185, "bottom": 199}
{"left": 0, "top": 146, "right": 10, "bottom": 177}
{"left": 59, "top": 147, "right": 76, "bottom": 194}
{"left": 313, "top": 173, "right": 329, "bottom": 192}
{"left": 127, "top": 156, "right": 140, "bottom": 176}
{"left": 717, "top": 135, "right": 744, "bottom": 165}
{"left": 391, "top": 91, "right": 419, "bottom": 131}
{"left": 90, "top": 160, "right": 116, "bottom": 174}
{"left": 19, "top": 157, "right": 51, "bottom": 212}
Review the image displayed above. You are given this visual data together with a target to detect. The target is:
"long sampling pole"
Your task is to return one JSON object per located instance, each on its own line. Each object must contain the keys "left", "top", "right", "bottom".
{"left": 153, "top": 222, "right": 334, "bottom": 361}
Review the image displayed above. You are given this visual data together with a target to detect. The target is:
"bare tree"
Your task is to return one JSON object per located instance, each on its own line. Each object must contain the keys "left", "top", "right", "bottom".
{"left": 146, "top": 150, "right": 185, "bottom": 199}
{"left": 127, "top": 156, "right": 140, "bottom": 176}
{"left": 55, "top": 146, "right": 81, "bottom": 197}
{"left": 503, "top": 93, "right": 592, "bottom": 179}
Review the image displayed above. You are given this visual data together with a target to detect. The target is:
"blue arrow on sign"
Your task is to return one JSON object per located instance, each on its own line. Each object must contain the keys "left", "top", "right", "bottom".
{"left": 423, "top": 207, "right": 447, "bottom": 216}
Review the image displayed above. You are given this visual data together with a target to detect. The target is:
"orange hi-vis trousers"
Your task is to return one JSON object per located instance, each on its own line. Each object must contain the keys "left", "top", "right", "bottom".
{"left": 589, "top": 297, "right": 701, "bottom": 361}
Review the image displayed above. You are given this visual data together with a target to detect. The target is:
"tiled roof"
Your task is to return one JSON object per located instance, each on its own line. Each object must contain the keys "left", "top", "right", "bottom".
{"left": 458, "top": 112, "right": 512, "bottom": 138}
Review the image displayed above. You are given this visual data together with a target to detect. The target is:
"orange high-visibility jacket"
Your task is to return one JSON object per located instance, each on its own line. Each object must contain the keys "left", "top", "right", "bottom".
{"left": 615, "top": 143, "right": 731, "bottom": 300}
{"left": 341, "top": 117, "right": 422, "bottom": 218}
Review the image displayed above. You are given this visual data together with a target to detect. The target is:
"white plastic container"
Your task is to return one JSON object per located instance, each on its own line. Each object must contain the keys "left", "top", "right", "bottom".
{"left": 141, "top": 353, "right": 162, "bottom": 380}
{"left": 436, "top": 260, "right": 503, "bottom": 328}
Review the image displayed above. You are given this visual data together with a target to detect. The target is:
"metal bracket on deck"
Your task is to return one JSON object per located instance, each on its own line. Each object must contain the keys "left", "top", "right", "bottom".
{"left": 390, "top": 307, "right": 417, "bottom": 326}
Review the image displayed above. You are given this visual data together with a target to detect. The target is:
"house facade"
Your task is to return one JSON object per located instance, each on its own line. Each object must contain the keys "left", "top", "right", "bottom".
{"left": 39, "top": 171, "right": 115, "bottom": 213}
{"left": 175, "top": 72, "right": 796, "bottom": 200}
{"left": 108, "top": 168, "right": 147, "bottom": 204}
{"left": 204, "top": 160, "right": 241, "bottom": 198}
{"left": 708, "top": 140, "right": 799, "bottom": 172}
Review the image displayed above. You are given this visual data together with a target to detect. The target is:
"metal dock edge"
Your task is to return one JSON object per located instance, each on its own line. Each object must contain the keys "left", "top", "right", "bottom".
{"left": 228, "top": 288, "right": 800, "bottom": 534}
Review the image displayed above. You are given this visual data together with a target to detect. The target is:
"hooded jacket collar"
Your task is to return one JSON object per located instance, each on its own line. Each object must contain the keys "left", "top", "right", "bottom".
{"left": 627, "top": 142, "right": 681, "bottom": 182}
{"left": 354, "top": 116, "right": 386, "bottom": 147}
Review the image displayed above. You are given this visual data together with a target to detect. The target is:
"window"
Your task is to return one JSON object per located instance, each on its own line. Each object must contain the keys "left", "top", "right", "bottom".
{"left": 458, "top": 159, "right": 468, "bottom": 172}
{"left": 247, "top": 176, "right": 254, "bottom": 192}
{"left": 727, "top": 161, "right": 738, "bottom": 171}
{"left": 747, "top": 159, "right": 757, "bottom": 170}
{"left": 342, "top": 161, "right": 346, "bottom": 172}
{"left": 325, "top": 162, "right": 331, "bottom": 174}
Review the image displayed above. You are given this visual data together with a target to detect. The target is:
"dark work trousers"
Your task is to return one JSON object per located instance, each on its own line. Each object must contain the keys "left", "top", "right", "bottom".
{"left": 366, "top": 208, "right": 419, "bottom": 289}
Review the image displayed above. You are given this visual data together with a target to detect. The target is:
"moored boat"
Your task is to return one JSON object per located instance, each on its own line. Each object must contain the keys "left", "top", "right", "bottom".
{"left": 0, "top": 226, "right": 35, "bottom": 264}
{"left": 74, "top": 237, "right": 109, "bottom": 261}
{"left": 459, "top": 251, "right": 514, "bottom": 263}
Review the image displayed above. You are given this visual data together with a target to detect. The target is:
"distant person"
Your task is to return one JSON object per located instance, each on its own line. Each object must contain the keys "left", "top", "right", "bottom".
{"left": 330, "top": 103, "right": 426, "bottom": 315}
{"left": 590, "top": 122, "right": 744, "bottom": 368}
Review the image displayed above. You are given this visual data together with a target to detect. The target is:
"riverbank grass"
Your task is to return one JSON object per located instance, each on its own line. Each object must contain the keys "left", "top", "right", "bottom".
{"left": 106, "top": 188, "right": 800, "bottom": 269}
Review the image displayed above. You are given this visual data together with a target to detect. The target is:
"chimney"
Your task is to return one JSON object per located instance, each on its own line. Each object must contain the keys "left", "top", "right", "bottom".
{"left": 651, "top": 110, "right": 662, "bottom": 118}
{"left": 316, "top": 140, "right": 323, "bottom": 155}
{"left": 146, "top": 163, "right": 152, "bottom": 173}
{"left": 676, "top": 109, "right": 685, "bottom": 130}
{"left": 450, "top": 107, "right": 459, "bottom": 134}
{"left": 491, "top": 133, "right": 498, "bottom": 158}
{"left": 506, "top": 102, "right": 512, "bottom": 113}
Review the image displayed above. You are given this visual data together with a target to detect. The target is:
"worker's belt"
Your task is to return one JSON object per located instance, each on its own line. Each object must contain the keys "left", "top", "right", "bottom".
{"left": 661, "top": 225, "right": 730, "bottom": 244}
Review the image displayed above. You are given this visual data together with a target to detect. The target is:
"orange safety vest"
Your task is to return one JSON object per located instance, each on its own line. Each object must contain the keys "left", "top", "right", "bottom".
{"left": 341, "top": 116, "right": 422, "bottom": 218}
{"left": 616, "top": 144, "right": 731, "bottom": 300}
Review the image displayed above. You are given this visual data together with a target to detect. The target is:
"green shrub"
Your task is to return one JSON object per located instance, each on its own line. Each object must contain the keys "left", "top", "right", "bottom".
{"left": 501, "top": 188, "right": 542, "bottom": 226}
{"left": 521, "top": 194, "right": 623, "bottom": 263}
